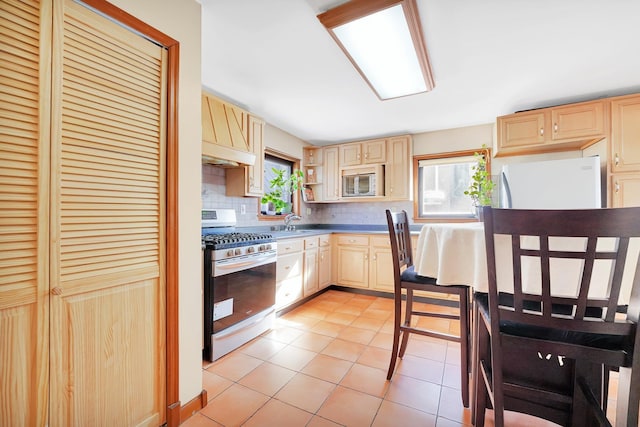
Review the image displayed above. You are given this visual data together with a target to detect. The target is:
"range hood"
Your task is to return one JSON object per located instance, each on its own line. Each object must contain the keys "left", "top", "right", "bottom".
{"left": 202, "top": 92, "right": 256, "bottom": 167}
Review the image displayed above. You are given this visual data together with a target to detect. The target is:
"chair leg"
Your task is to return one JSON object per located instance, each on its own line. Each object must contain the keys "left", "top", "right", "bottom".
{"left": 473, "top": 306, "right": 489, "bottom": 427}
{"left": 399, "top": 289, "right": 414, "bottom": 358}
{"left": 616, "top": 365, "right": 640, "bottom": 427}
{"left": 387, "top": 289, "right": 403, "bottom": 380}
{"left": 460, "top": 288, "right": 470, "bottom": 408}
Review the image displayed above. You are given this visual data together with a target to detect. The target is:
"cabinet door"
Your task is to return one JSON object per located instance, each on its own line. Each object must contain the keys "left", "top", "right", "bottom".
{"left": 370, "top": 236, "right": 394, "bottom": 292}
{"left": 612, "top": 173, "right": 640, "bottom": 207}
{"left": 551, "top": 101, "right": 605, "bottom": 141}
{"left": 363, "top": 139, "right": 386, "bottom": 164}
{"left": 246, "top": 115, "right": 265, "bottom": 195}
{"left": 276, "top": 252, "right": 303, "bottom": 309}
{"left": 611, "top": 95, "right": 640, "bottom": 173}
{"left": 303, "top": 248, "right": 319, "bottom": 297}
{"left": 339, "top": 143, "right": 362, "bottom": 166}
{"left": 386, "top": 136, "right": 412, "bottom": 200}
{"left": 498, "top": 111, "right": 547, "bottom": 150}
{"left": 336, "top": 235, "right": 369, "bottom": 288}
{"left": 319, "top": 246, "right": 332, "bottom": 289}
{"left": 324, "top": 147, "right": 340, "bottom": 201}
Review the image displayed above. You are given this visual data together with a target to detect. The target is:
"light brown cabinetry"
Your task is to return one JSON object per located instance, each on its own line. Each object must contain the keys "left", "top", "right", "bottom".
{"left": 276, "top": 239, "right": 304, "bottom": 310}
{"left": 318, "top": 235, "right": 332, "bottom": 289}
{"left": 303, "top": 237, "right": 319, "bottom": 297}
{"left": 1, "top": 1, "right": 167, "bottom": 424}
{"left": 385, "top": 135, "right": 412, "bottom": 200}
{"left": 335, "top": 235, "right": 370, "bottom": 288}
{"left": 323, "top": 146, "right": 340, "bottom": 201}
{"left": 335, "top": 234, "right": 394, "bottom": 290}
{"left": 610, "top": 94, "right": 640, "bottom": 207}
{"left": 339, "top": 139, "right": 386, "bottom": 166}
{"left": 369, "top": 236, "right": 394, "bottom": 292}
{"left": 226, "top": 114, "right": 265, "bottom": 196}
{"left": 497, "top": 100, "right": 606, "bottom": 156}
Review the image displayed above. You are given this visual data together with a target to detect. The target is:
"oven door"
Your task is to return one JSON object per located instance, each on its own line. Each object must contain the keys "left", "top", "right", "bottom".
{"left": 212, "top": 262, "right": 276, "bottom": 334}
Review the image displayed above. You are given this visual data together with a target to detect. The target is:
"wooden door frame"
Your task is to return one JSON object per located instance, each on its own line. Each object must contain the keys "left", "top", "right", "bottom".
{"left": 79, "top": 1, "right": 180, "bottom": 425}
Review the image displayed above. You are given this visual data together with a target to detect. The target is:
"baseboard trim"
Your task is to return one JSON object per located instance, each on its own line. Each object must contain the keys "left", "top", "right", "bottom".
{"left": 180, "top": 389, "right": 208, "bottom": 423}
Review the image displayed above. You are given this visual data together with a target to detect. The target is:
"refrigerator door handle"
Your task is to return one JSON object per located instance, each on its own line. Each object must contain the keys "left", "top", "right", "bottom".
{"left": 501, "top": 171, "right": 513, "bottom": 209}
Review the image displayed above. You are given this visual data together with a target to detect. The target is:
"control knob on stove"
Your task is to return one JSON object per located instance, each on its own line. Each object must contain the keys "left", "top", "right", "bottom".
{"left": 234, "top": 248, "right": 242, "bottom": 256}
{"left": 226, "top": 249, "right": 234, "bottom": 257}
{"left": 247, "top": 246, "right": 255, "bottom": 253}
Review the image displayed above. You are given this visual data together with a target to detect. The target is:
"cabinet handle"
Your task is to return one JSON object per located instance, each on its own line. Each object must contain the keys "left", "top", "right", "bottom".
{"left": 51, "top": 287, "right": 63, "bottom": 295}
{"left": 615, "top": 181, "right": 620, "bottom": 193}
{"left": 285, "top": 265, "right": 290, "bottom": 270}
{"left": 540, "top": 128, "right": 544, "bottom": 136}
{"left": 615, "top": 153, "right": 620, "bottom": 166}
{"left": 364, "top": 254, "right": 368, "bottom": 260}
{"left": 553, "top": 123, "right": 558, "bottom": 132}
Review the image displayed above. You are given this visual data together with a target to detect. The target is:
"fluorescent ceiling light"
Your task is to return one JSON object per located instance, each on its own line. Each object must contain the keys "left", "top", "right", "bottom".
{"left": 318, "top": 0, "right": 434, "bottom": 100}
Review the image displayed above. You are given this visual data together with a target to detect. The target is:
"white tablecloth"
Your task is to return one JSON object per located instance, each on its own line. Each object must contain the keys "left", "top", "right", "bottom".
{"left": 414, "top": 222, "right": 638, "bottom": 305}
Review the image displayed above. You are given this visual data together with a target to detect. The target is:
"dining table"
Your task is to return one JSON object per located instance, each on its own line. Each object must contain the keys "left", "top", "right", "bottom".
{"left": 413, "top": 221, "right": 638, "bottom": 305}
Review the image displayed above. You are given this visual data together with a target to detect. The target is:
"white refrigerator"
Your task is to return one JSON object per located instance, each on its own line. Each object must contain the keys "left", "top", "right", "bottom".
{"left": 500, "top": 156, "right": 602, "bottom": 209}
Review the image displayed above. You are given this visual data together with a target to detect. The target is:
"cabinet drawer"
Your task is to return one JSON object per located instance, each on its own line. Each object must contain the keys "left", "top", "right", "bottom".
{"left": 304, "top": 237, "right": 319, "bottom": 249}
{"left": 276, "top": 252, "right": 303, "bottom": 281}
{"left": 277, "top": 239, "right": 304, "bottom": 255}
{"left": 337, "top": 235, "right": 369, "bottom": 246}
{"left": 370, "top": 235, "right": 390, "bottom": 247}
{"left": 319, "top": 234, "right": 331, "bottom": 247}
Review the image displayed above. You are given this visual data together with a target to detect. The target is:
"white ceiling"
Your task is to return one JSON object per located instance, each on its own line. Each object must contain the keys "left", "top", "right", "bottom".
{"left": 201, "top": 0, "right": 640, "bottom": 146}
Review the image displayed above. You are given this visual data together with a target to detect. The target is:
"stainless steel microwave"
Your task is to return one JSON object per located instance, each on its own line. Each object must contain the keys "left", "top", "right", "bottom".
{"left": 341, "top": 165, "right": 384, "bottom": 197}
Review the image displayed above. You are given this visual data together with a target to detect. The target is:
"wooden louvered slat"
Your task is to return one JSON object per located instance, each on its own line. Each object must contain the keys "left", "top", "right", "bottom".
{"left": 63, "top": 79, "right": 159, "bottom": 117}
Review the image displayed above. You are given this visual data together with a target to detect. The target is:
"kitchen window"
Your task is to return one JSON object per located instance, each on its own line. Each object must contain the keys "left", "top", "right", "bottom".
{"left": 260, "top": 150, "right": 301, "bottom": 219}
{"left": 414, "top": 148, "right": 492, "bottom": 221}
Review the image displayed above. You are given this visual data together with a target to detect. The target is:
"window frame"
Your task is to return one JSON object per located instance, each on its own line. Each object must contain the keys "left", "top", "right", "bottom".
{"left": 412, "top": 148, "right": 492, "bottom": 223}
{"left": 258, "top": 149, "right": 302, "bottom": 221}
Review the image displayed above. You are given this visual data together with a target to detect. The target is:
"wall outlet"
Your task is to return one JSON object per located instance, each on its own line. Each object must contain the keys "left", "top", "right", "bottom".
{"left": 240, "top": 204, "right": 246, "bottom": 215}
{"left": 306, "top": 208, "right": 311, "bottom": 216}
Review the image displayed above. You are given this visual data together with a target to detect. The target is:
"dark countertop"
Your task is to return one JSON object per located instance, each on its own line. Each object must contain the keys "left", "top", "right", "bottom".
{"left": 237, "top": 223, "right": 422, "bottom": 240}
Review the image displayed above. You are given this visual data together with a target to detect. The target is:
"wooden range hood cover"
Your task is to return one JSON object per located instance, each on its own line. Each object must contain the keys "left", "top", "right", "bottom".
{"left": 202, "top": 92, "right": 256, "bottom": 167}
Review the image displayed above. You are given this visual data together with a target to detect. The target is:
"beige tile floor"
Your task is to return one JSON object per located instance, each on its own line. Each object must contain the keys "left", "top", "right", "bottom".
{"left": 185, "top": 290, "right": 621, "bottom": 427}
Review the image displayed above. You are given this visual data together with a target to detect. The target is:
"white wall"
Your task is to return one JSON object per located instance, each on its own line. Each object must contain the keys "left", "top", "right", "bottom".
{"left": 107, "top": 0, "right": 203, "bottom": 406}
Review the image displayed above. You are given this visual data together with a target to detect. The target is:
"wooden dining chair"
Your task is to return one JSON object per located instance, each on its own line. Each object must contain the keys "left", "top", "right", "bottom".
{"left": 385, "top": 209, "right": 471, "bottom": 407}
{"left": 474, "top": 206, "right": 640, "bottom": 427}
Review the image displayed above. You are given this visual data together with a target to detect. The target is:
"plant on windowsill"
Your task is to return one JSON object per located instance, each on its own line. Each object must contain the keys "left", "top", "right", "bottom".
{"left": 464, "top": 145, "right": 495, "bottom": 214}
{"left": 261, "top": 168, "right": 304, "bottom": 215}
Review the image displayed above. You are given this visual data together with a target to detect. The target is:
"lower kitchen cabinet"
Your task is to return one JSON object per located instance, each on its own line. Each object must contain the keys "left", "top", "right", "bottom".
{"left": 370, "top": 235, "right": 394, "bottom": 292}
{"left": 335, "top": 234, "right": 395, "bottom": 290}
{"left": 303, "top": 237, "right": 319, "bottom": 297}
{"left": 276, "top": 239, "right": 304, "bottom": 310}
{"left": 335, "top": 234, "right": 370, "bottom": 288}
{"left": 318, "top": 235, "right": 332, "bottom": 289}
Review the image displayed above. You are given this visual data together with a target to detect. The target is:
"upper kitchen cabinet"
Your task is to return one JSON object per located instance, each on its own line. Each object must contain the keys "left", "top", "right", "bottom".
{"left": 339, "top": 138, "right": 386, "bottom": 166}
{"left": 226, "top": 115, "right": 265, "bottom": 197}
{"left": 610, "top": 93, "right": 640, "bottom": 207}
{"left": 385, "top": 135, "right": 412, "bottom": 201}
{"left": 302, "top": 147, "right": 323, "bottom": 201}
{"left": 610, "top": 93, "right": 640, "bottom": 174}
{"left": 323, "top": 146, "right": 340, "bottom": 201}
{"left": 496, "top": 100, "right": 607, "bottom": 156}
{"left": 202, "top": 91, "right": 256, "bottom": 166}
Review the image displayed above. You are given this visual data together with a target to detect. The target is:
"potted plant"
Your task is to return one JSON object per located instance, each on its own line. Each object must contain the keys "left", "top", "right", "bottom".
{"left": 464, "top": 145, "right": 495, "bottom": 214}
{"left": 261, "top": 168, "right": 304, "bottom": 215}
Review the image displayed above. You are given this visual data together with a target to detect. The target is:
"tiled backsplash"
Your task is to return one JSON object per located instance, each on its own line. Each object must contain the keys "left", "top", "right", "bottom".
{"left": 202, "top": 164, "right": 413, "bottom": 227}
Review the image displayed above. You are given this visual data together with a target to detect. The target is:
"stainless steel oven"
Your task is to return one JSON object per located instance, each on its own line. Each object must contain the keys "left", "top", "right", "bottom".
{"left": 202, "top": 209, "right": 277, "bottom": 361}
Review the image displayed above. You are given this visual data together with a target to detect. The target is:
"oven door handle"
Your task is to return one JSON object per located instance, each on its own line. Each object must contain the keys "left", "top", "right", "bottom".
{"left": 217, "top": 259, "right": 266, "bottom": 271}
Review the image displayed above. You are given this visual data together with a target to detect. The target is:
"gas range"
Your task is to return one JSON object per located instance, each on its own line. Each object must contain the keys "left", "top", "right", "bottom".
{"left": 201, "top": 209, "right": 277, "bottom": 273}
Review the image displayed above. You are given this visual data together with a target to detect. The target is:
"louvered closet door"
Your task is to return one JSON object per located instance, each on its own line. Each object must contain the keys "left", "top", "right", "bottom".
{"left": 48, "top": 0, "right": 167, "bottom": 425}
{"left": 0, "top": 0, "right": 51, "bottom": 425}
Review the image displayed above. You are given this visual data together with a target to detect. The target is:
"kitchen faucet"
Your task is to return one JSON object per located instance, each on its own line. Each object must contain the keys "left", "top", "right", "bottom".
{"left": 284, "top": 213, "right": 301, "bottom": 231}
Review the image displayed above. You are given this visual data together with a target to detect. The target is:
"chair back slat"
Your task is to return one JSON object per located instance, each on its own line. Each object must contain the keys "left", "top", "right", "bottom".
{"left": 483, "top": 206, "right": 640, "bottom": 337}
{"left": 386, "top": 210, "right": 413, "bottom": 280}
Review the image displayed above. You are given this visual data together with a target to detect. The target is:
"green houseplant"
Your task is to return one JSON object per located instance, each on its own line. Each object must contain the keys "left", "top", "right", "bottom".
{"left": 464, "top": 145, "right": 495, "bottom": 207}
{"left": 261, "top": 168, "right": 304, "bottom": 214}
